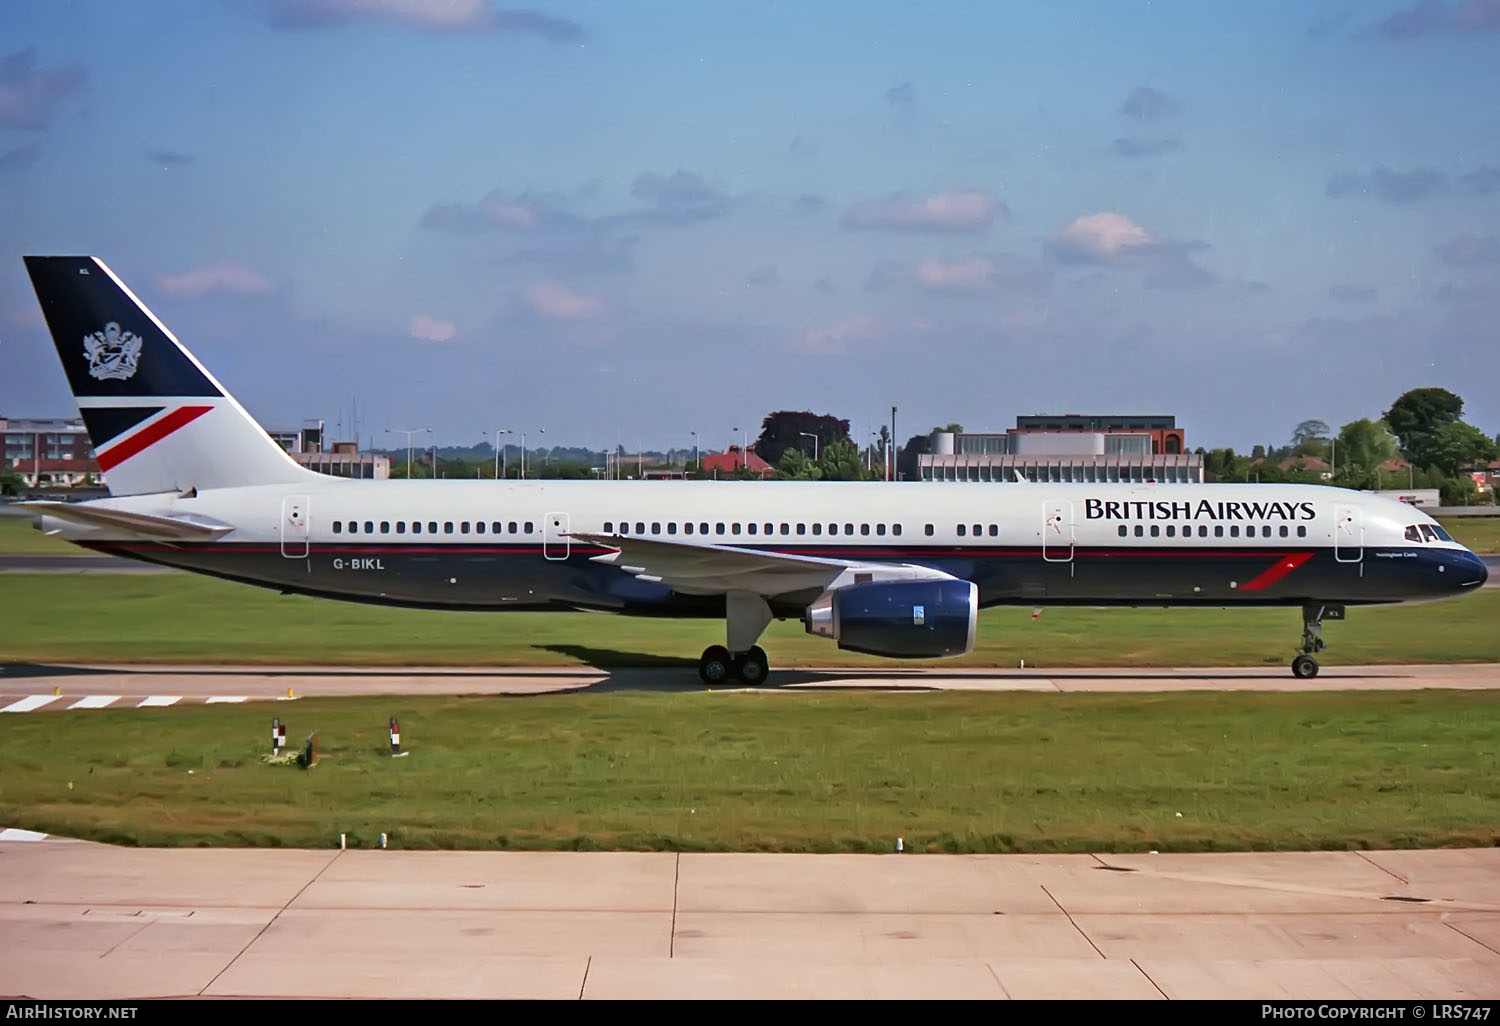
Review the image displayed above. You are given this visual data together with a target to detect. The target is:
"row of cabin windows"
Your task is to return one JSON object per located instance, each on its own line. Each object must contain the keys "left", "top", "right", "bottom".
{"left": 332, "top": 520, "right": 534, "bottom": 535}
{"left": 1116, "top": 523, "right": 1309, "bottom": 539}
{"left": 604, "top": 521, "right": 904, "bottom": 537}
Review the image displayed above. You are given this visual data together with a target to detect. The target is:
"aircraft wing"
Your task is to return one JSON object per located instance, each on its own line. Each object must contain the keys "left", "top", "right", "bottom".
{"left": 19, "top": 501, "right": 234, "bottom": 540}
{"left": 567, "top": 532, "right": 956, "bottom": 597}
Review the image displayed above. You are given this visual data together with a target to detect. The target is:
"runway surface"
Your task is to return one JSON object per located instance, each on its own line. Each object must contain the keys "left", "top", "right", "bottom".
{"left": 0, "top": 836, "right": 1495, "bottom": 999}
{"left": 3, "top": 552, "right": 1499, "bottom": 580}
{"left": 3, "top": 661, "right": 1500, "bottom": 711}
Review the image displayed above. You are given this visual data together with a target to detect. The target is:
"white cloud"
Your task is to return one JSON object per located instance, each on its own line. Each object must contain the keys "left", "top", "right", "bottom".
{"left": 154, "top": 261, "right": 273, "bottom": 298}
{"left": 408, "top": 315, "right": 456, "bottom": 342}
{"left": 526, "top": 281, "right": 606, "bottom": 321}
{"left": 1046, "top": 212, "right": 1155, "bottom": 263}
{"left": 842, "top": 190, "right": 1003, "bottom": 232}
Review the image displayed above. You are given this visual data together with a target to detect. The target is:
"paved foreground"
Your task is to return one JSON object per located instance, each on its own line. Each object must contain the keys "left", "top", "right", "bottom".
{"left": 0, "top": 839, "right": 1496, "bottom": 999}
{"left": 3, "top": 662, "right": 1500, "bottom": 713}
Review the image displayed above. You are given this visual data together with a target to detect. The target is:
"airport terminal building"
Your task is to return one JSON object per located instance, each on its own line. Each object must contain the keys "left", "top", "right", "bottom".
{"left": 919, "top": 415, "right": 1203, "bottom": 484}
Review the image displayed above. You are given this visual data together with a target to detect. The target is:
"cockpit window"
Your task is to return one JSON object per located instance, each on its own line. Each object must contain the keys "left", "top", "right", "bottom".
{"left": 1430, "top": 524, "right": 1453, "bottom": 542}
{"left": 1405, "top": 525, "right": 1423, "bottom": 543}
{"left": 1420, "top": 524, "right": 1440, "bottom": 543}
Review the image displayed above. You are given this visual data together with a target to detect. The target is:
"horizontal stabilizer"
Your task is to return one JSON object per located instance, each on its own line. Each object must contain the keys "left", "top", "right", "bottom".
{"left": 19, "top": 500, "right": 233, "bottom": 540}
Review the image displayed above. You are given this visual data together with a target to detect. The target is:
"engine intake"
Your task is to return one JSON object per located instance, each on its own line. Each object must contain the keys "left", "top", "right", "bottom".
{"left": 804, "top": 579, "right": 978, "bottom": 658}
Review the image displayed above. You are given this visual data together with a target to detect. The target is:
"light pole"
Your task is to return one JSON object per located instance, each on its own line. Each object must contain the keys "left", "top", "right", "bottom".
{"left": 430, "top": 443, "right": 439, "bottom": 479}
{"left": 799, "top": 431, "right": 818, "bottom": 462}
{"left": 690, "top": 430, "right": 699, "bottom": 475}
{"left": 490, "top": 428, "right": 512, "bottom": 479}
{"left": 520, "top": 429, "right": 545, "bottom": 478}
{"left": 387, "top": 426, "right": 430, "bottom": 479}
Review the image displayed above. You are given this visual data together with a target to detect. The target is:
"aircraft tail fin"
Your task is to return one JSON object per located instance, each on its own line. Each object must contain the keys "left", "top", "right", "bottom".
{"left": 22, "top": 256, "right": 313, "bottom": 496}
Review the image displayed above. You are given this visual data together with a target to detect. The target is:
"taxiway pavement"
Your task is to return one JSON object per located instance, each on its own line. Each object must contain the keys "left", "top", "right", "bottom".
{"left": 0, "top": 837, "right": 1495, "bottom": 999}
{"left": 2, "top": 662, "right": 1500, "bottom": 712}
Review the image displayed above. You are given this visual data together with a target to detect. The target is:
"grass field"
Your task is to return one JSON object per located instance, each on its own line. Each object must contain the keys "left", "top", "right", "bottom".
{"left": 0, "top": 515, "right": 84, "bottom": 555}
{"left": 1440, "top": 516, "right": 1500, "bottom": 553}
{"left": 1, "top": 573, "right": 1497, "bottom": 668}
{"left": 0, "top": 691, "right": 1494, "bottom": 852}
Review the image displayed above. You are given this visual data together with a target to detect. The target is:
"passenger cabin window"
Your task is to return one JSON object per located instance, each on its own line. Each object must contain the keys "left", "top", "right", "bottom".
{"left": 1214, "top": 525, "right": 1223, "bottom": 538}
{"left": 1166, "top": 525, "right": 1176, "bottom": 537}
{"left": 684, "top": 523, "right": 694, "bottom": 534}
{"left": 732, "top": 523, "right": 741, "bottom": 535}
{"left": 428, "top": 521, "right": 438, "bottom": 534}
{"left": 524, "top": 522, "right": 533, "bottom": 534}
{"left": 988, "top": 525, "right": 998, "bottom": 537}
{"left": 972, "top": 524, "right": 982, "bottom": 537}
{"left": 381, "top": 521, "right": 390, "bottom": 533}
{"left": 747, "top": 523, "right": 757, "bottom": 535}
{"left": 861, "top": 524, "right": 870, "bottom": 536}
{"left": 492, "top": 522, "right": 502, "bottom": 534}
{"left": 364, "top": 521, "right": 374, "bottom": 534}
{"left": 957, "top": 524, "right": 966, "bottom": 537}
{"left": 1198, "top": 525, "right": 1208, "bottom": 537}
{"left": 700, "top": 522, "right": 709, "bottom": 534}
{"left": 1118, "top": 525, "right": 1127, "bottom": 537}
{"left": 766, "top": 523, "right": 775, "bottom": 535}
{"left": 812, "top": 523, "right": 822, "bottom": 535}
{"left": 461, "top": 522, "right": 470, "bottom": 534}
{"left": 1297, "top": 526, "right": 1307, "bottom": 538}
{"left": 924, "top": 524, "right": 933, "bottom": 536}
{"left": 893, "top": 524, "right": 902, "bottom": 536}
{"left": 1279, "top": 525, "right": 1288, "bottom": 537}
{"left": 781, "top": 524, "right": 790, "bottom": 535}
{"left": 604, "top": 522, "right": 614, "bottom": 533}
{"left": 796, "top": 524, "right": 805, "bottom": 535}
{"left": 1150, "top": 525, "right": 1160, "bottom": 537}
{"left": 1230, "top": 526, "right": 1239, "bottom": 537}
{"left": 444, "top": 522, "right": 454, "bottom": 534}
{"left": 636, "top": 522, "right": 645, "bottom": 534}
{"left": 333, "top": 522, "right": 342, "bottom": 534}
{"left": 412, "top": 522, "right": 422, "bottom": 534}
{"left": 845, "top": 523, "right": 854, "bottom": 535}
{"left": 396, "top": 522, "right": 405, "bottom": 534}
{"left": 877, "top": 524, "right": 886, "bottom": 536}
{"left": 652, "top": 522, "right": 661, "bottom": 534}
{"left": 508, "top": 522, "right": 518, "bottom": 534}
{"left": 716, "top": 523, "right": 725, "bottom": 535}
{"left": 1134, "top": 525, "right": 1144, "bottom": 537}
{"left": 474, "top": 522, "right": 484, "bottom": 534}
{"left": 1263, "top": 525, "right": 1272, "bottom": 537}
{"left": 347, "top": 521, "right": 357, "bottom": 533}
{"left": 668, "top": 523, "right": 677, "bottom": 534}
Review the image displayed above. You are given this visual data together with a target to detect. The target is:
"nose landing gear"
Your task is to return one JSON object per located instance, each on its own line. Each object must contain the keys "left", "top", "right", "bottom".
{"left": 1292, "top": 603, "right": 1343, "bottom": 678}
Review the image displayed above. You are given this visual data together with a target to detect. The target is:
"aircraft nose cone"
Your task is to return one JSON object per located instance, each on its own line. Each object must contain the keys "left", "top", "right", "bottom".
{"left": 1467, "top": 551, "right": 1490, "bottom": 588}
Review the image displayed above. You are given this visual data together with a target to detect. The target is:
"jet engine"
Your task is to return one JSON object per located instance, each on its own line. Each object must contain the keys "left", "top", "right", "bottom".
{"left": 803, "top": 579, "right": 977, "bottom": 658}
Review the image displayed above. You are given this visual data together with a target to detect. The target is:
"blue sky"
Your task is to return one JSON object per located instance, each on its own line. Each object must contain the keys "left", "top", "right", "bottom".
{"left": 1, "top": 0, "right": 1498, "bottom": 456}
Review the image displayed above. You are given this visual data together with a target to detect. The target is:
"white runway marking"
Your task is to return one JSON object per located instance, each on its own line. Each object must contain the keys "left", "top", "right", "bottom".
{"left": 0, "top": 828, "right": 48, "bottom": 841}
{"left": 67, "top": 695, "right": 120, "bottom": 709}
{"left": 206, "top": 696, "right": 248, "bottom": 704}
{"left": 136, "top": 696, "right": 181, "bottom": 707}
{"left": 1, "top": 695, "right": 61, "bottom": 713}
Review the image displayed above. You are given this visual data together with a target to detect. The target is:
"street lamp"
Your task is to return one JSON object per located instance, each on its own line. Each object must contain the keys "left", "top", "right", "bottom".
{"left": 690, "top": 430, "right": 699, "bottom": 475}
{"left": 490, "top": 428, "right": 512, "bottom": 479}
{"left": 387, "top": 426, "right": 430, "bottom": 479}
{"left": 521, "top": 429, "right": 545, "bottom": 478}
{"left": 799, "top": 431, "right": 818, "bottom": 462}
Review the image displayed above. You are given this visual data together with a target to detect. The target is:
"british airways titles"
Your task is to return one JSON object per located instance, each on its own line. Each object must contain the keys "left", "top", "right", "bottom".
{"left": 1084, "top": 498, "right": 1318, "bottom": 522}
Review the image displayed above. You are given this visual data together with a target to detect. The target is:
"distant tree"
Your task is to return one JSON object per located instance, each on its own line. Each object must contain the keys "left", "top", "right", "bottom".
{"left": 1419, "top": 421, "right": 1497, "bottom": 478}
{"left": 1383, "top": 388, "right": 1464, "bottom": 462}
{"left": 1332, "top": 418, "right": 1399, "bottom": 486}
{"left": 818, "top": 440, "right": 866, "bottom": 481}
{"left": 0, "top": 469, "right": 19, "bottom": 496}
{"left": 754, "top": 411, "right": 851, "bottom": 466}
{"left": 777, "top": 446, "right": 822, "bottom": 480}
{"left": 899, "top": 433, "right": 932, "bottom": 481}
{"left": 1291, "top": 419, "right": 1330, "bottom": 445}
{"left": 1251, "top": 444, "right": 1266, "bottom": 461}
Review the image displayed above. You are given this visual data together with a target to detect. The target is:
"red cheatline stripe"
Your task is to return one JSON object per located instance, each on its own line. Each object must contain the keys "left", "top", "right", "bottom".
{"left": 97, "top": 405, "right": 213, "bottom": 471}
{"left": 1239, "top": 551, "right": 1314, "bottom": 591}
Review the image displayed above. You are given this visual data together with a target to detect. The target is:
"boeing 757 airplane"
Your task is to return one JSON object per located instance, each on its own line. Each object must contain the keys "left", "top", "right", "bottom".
{"left": 19, "top": 256, "right": 1489, "bottom": 682}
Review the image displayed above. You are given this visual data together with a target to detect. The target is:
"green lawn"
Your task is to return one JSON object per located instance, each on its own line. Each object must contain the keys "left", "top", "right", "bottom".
{"left": 1439, "top": 516, "right": 1500, "bottom": 553}
{"left": 0, "top": 515, "right": 85, "bottom": 555}
{"left": 1, "top": 573, "right": 1496, "bottom": 668}
{"left": 0, "top": 691, "right": 1494, "bottom": 853}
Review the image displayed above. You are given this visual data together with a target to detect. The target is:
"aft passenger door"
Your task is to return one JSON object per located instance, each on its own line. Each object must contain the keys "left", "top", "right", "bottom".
{"left": 1041, "top": 501, "right": 1074, "bottom": 563}
{"left": 280, "top": 495, "right": 310, "bottom": 558}
{"left": 543, "top": 511, "right": 570, "bottom": 561}
{"left": 1334, "top": 505, "right": 1363, "bottom": 563}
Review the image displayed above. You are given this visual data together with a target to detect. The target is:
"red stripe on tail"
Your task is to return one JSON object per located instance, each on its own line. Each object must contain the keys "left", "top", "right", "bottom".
{"left": 96, "top": 405, "right": 213, "bottom": 471}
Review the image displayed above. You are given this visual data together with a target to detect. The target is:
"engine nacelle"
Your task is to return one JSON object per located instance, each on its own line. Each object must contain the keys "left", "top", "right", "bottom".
{"left": 804, "top": 579, "right": 977, "bottom": 658}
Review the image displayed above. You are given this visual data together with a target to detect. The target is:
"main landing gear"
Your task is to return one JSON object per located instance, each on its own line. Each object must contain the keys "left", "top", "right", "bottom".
{"left": 698, "top": 591, "right": 775, "bottom": 685}
{"left": 1292, "top": 602, "right": 1343, "bottom": 679}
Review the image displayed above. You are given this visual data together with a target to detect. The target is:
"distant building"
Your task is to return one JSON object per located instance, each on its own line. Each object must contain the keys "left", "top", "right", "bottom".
{"left": 701, "top": 446, "right": 773, "bottom": 477}
{"left": 1, "top": 417, "right": 100, "bottom": 487}
{"left": 269, "top": 418, "right": 388, "bottom": 479}
{"left": 920, "top": 415, "right": 1201, "bottom": 483}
